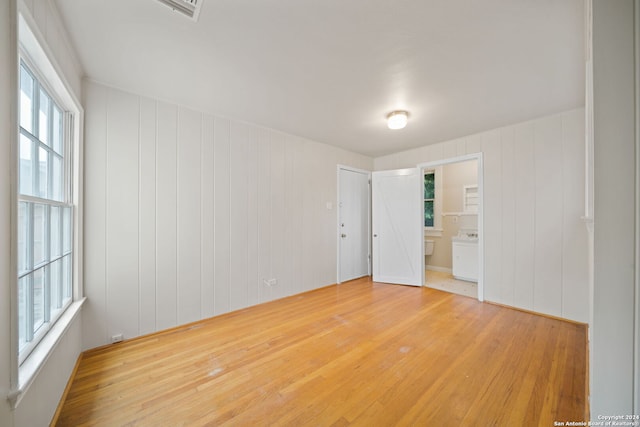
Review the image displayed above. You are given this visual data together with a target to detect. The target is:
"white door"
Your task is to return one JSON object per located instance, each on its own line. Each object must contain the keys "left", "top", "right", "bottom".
{"left": 372, "top": 168, "right": 423, "bottom": 286}
{"left": 338, "top": 168, "right": 370, "bottom": 282}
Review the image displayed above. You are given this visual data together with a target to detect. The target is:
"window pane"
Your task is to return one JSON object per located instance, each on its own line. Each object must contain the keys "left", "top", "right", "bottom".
{"left": 63, "top": 207, "right": 71, "bottom": 254}
{"left": 424, "top": 200, "right": 434, "bottom": 227}
{"left": 52, "top": 154, "right": 63, "bottom": 201}
{"left": 52, "top": 106, "right": 63, "bottom": 155}
{"left": 20, "top": 65, "right": 34, "bottom": 133}
{"left": 18, "top": 276, "right": 28, "bottom": 350}
{"left": 33, "top": 204, "right": 47, "bottom": 267}
{"left": 424, "top": 173, "right": 435, "bottom": 199}
{"left": 50, "top": 259, "right": 62, "bottom": 313}
{"left": 39, "top": 89, "right": 50, "bottom": 144}
{"left": 33, "top": 268, "right": 45, "bottom": 333}
{"left": 19, "top": 134, "right": 34, "bottom": 196}
{"left": 62, "top": 254, "right": 72, "bottom": 302}
{"left": 18, "top": 202, "right": 30, "bottom": 275}
{"left": 50, "top": 206, "right": 61, "bottom": 259}
{"left": 38, "top": 146, "right": 49, "bottom": 198}
{"left": 18, "top": 63, "right": 74, "bottom": 357}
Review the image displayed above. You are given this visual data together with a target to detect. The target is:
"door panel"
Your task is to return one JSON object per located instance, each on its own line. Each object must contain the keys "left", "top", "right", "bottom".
{"left": 338, "top": 168, "right": 370, "bottom": 282}
{"left": 372, "top": 168, "right": 423, "bottom": 286}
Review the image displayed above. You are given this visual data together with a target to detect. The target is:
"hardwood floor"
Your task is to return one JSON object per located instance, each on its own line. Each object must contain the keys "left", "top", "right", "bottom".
{"left": 54, "top": 277, "right": 588, "bottom": 426}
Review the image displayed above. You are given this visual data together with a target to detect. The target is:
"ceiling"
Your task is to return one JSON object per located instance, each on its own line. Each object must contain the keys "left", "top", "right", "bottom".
{"left": 54, "top": 0, "right": 585, "bottom": 158}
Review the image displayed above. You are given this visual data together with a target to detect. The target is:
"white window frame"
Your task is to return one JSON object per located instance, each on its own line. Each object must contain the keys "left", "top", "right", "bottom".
{"left": 9, "top": 9, "right": 85, "bottom": 409}
{"left": 423, "top": 166, "right": 443, "bottom": 237}
{"left": 17, "top": 58, "right": 74, "bottom": 365}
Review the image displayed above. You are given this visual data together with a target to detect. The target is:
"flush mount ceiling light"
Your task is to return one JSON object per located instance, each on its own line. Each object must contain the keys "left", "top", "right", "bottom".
{"left": 387, "top": 110, "right": 409, "bottom": 130}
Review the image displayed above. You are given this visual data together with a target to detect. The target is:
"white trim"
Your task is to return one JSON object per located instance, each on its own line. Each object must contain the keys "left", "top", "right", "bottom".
{"left": 442, "top": 212, "right": 479, "bottom": 216}
{"left": 420, "top": 152, "right": 482, "bottom": 167}
{"left": 424, "top": 228, "right": 443, "bottom": 238}
{"left": 9, "top": 6, "right": 85, "bottom": 408}
{"left": 8, "top": 0, "right": 20, "bottom": 408}
{"left": 417, "top": 152, "right": 484, "bottom": 302}
{"left": 17, "top": 8, "right": 82, "bottom": 111}
{"left": 425, "top": 265, "right": 452, "bottom": 274}
{"left": 584, "top": 1, "right": 595, "bottom": 414}
{"left": 9, "top": 297, "right": 85, "bottom": 409}
{"left": 634, "top": 0, "right": 640, "bottom": 413}
{"left": 23, "top": 0, "right": 84, "bottom": 80}
{"left": 336, "top": 164, "right": 371, "bottom": 175}
{"left": 423, "top": 166, "right": 443, "bottom": 232}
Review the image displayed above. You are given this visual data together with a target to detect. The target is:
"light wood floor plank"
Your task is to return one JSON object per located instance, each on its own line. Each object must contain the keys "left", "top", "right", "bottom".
{"left": 54, "top": 277, "right": 588, "bottom": 426}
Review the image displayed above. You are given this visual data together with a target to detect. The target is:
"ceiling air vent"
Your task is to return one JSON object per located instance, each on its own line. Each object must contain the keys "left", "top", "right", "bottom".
{"left": 156, "top": 0, "right": 202, "bottom": 21}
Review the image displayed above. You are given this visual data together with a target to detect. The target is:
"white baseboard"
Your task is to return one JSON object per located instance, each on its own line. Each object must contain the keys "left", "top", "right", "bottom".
{"left": 425, "top": 265, "right": 452, "bottom": 274}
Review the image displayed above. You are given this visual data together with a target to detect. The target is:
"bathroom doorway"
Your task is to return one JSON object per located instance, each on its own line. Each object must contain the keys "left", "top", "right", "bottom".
{"left": 419, "top": 154, "right": 484, "bottom": 301}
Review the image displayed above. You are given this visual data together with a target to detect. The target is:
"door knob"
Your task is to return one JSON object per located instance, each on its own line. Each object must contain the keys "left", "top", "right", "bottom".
{"left": 341, "top": 234, "right": 347, "bottom": 238}
{"left": 374, "top": 234, "right": 378, "bottom": 237}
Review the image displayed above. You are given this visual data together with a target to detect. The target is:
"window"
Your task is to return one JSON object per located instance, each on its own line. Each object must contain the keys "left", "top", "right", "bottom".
{"left": 18, "top": 61, "right": 73, "bottom": 363}
{"left": 424, "top": 171, "right": 435, "bottom": 227}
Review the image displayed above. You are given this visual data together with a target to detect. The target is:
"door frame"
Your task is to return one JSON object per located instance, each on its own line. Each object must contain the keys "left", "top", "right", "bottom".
{"left": 336, "top": 165, "right": 371, "bottom": 284}
{"left": 417, "top": 153, "right": 484, "bottom": 302}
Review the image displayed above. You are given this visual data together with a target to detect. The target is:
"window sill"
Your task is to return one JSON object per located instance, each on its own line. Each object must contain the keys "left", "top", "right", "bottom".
{"left": 442, "top": 211, "right": 479, "bottom": 216}
{"left": 8, "top": 297, "right": 85, "bottom": 409}
{"left": 424, "top": 228, "right": 443, "bottom": 237}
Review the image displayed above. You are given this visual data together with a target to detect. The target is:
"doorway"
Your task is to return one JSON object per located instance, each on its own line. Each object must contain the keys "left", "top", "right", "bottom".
{"left": 337, "top": 166, "right": 371, "bottom": 283}
{"left": 419, "top": 154, "right": 484, "bottom": 301}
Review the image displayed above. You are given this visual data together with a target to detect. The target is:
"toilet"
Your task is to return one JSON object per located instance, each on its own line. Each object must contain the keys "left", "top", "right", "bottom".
{"left": 424, "top": 239, "right": 434, "bottom": 256}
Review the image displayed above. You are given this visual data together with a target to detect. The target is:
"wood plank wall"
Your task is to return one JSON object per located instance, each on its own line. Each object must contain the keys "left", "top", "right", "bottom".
{"left": 82, "top": 81, "right": 373, "bottom": 349}
{"left": 374, "top": 109, "right": 588, "bottom": 323}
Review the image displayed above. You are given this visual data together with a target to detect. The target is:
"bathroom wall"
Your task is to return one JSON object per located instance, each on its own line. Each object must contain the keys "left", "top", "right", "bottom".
{"left": 375, "top": 108, "right": 588, "bottom": 323}
{"left": 426, "top": 160, "right": 478, "bottom": 271}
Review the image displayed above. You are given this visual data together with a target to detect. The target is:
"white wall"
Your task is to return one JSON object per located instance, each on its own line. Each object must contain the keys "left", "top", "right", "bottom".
{"left": 19, "top": 0, "right": 82, "bottom": 98}
{"left": 1, "top": 0, "right": 17, "bottom": 426}
{"left": 591, "top": 0, "right": 636, "bottom": 415}
{"left": 82, "top": 80, "right": 373, "bottom": 349}
{"left": 375, "top": 108, "right": 588, "bottom": 323}
{"left": 0, "top": 1, "right": 85, "bottom": 426}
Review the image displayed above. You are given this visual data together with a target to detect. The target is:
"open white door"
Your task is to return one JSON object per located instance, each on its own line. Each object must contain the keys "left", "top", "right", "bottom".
{"left": 338, "top": 167, "right": 370, "bottom": 283}
{"left": 372, "top": 168, "right": 423, "bottom": 286}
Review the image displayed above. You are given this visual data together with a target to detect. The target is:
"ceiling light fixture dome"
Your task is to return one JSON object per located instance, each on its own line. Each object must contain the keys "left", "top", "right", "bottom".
{"left": 387, "top": 110, "right": 409, "bottom": 130}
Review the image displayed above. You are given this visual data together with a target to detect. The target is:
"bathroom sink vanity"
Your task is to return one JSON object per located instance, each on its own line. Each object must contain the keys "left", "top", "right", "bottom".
{"left": 452, "top": 231, "right": 478, "bottom": 282}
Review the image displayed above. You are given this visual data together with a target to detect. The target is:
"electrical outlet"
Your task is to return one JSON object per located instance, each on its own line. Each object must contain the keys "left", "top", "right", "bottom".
{"left": 111, "top": 333, "right": 124, "bottom": 343}
{"left": 263, "top": 278, "right": 277, "bottom": 287}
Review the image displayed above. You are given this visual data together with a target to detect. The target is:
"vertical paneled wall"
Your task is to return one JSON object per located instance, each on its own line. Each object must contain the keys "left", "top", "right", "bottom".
{"left": 20, "top": 0, "right": 83, "bottom": 98}
{"left": 83, "top": 81, "right": 372, "bottom": 349}
{"left": 374, "top": 108, "right": 588, "bottom": 323}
